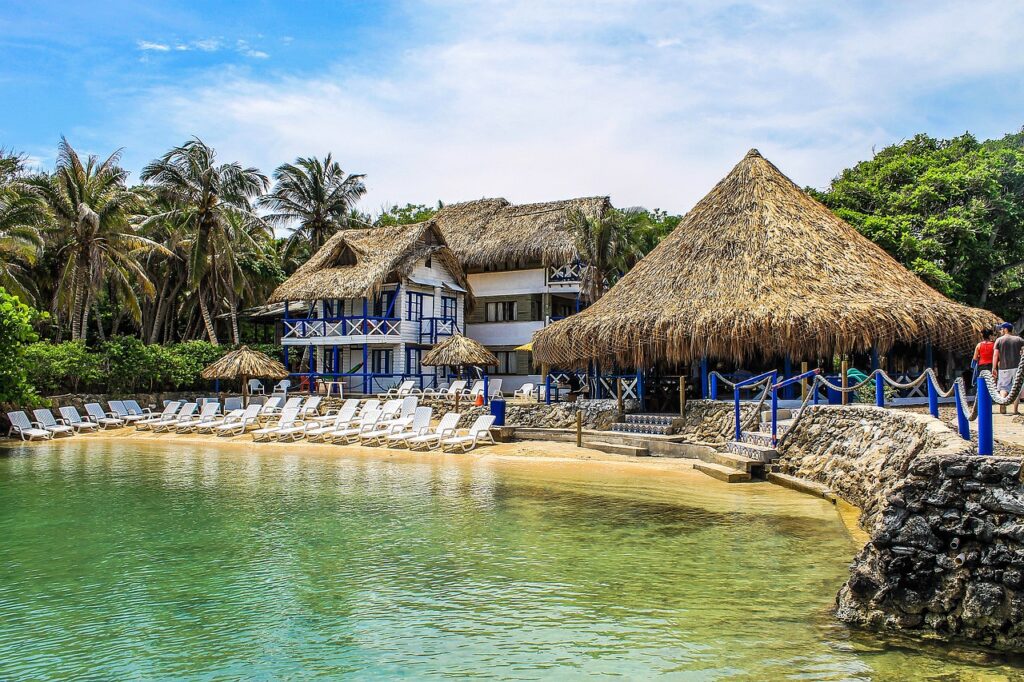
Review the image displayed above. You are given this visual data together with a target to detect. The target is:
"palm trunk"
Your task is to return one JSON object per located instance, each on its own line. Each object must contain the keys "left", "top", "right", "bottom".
{"left": 198, "top": 293, "right": 219, "bottom": 345}
{"left": 229, "top": 297, "right": 240, "bottom": 345}
{"left": 71, "top": 263, "right": 86, "bottom": 341}
{"left": 93, "top": 303, "right": 106, "bottom": 341}
{"left": 79, "top": 284, "right": 94, "bottom": 343}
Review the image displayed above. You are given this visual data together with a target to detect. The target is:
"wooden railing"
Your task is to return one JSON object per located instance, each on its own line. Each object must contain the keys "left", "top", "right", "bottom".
{"left": 282, "top": 316, "right": 401, "bottom": 340}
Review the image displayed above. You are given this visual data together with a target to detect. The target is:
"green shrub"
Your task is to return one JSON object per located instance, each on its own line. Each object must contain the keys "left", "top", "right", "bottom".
{"left": 24, "top": 341, "right": 104, "bottom": 395}
{"left": 0, "top": 288, "right": 42, "bottom": 406}
{"left": 165, "top": 341, "right": 226, "bottom": 390}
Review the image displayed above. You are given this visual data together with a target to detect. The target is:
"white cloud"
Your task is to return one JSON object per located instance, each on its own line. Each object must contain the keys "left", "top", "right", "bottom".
{"left": 121, "top": 1, "right": 1024, "bottom": 214}
{"left": 192, "top": 38, "right": 222, "bottom": 52}
{"left": 235, "top": 40, "right": 268, "bottom": 59}
{"left": 137, "top": 40, "right": 170, "bottom": 52}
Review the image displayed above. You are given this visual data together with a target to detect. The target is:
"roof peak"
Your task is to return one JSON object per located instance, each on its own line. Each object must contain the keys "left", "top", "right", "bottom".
{"left": 744, "top": 148, "right": 763, "bottom": 158}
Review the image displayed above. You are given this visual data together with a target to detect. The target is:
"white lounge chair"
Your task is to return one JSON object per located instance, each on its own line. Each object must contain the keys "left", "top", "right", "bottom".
{"left": 216, "top": 404, "right": 263, "bottom": 436}
{"left": 271, "top": 379, "right": 291, "bottom": 397}
{"left": 378, "top": 396, "right": 418, "bottom": 427}
{"left": 435, "top": 380, "right": 467, "bottom": 400}
{"left": 378, "top": 380, "right": 415, "bottom": 399}
{"left": 460, "top": 381, "right": 485, "bottom": 400}
{"left": 123, "top": 400, "right": 155, "bottom": 420}
{"left": 304, "top": 404, "right": 359, "bottom": 441}
{"left": 487, "top": 378, "right": 503, "bottom": 398}
{"left": 252, "top": 407, "right": 303, "bottom": 442}
{"left": 176, "top": 402, "right": 221, "bottom": 432}
{"left": 407, "top": 413, "right": 461, "bottom": 451}
{"left": 84, "top": 402, "right": 124, "bottom": 429}
{"left": 109, "top": 400, "right": 147, "bottom": 424}
{"left": 270, "top": 397, "right": 303, "bottom": 420}
{"left": 6, "top": 411, "right": 52, "bottom": 441}
{"left": 360, "top": 402, "right": 423, "bottom": 445}
{"left": 33, "top": 409, "right": 75, "bottom": 437}
{"left": 324, "top": 408, "right": 382, "bottom": 444}
{"left": 136, "top": 402, "right": 182, "bottom": 431}
{"left": 257, "top": 397, "right": 284, "bottom": 420}
{"left": 300, "top": 395, "right": 322, "bottom": 417}
{"left": 310, "top": 398, "right": 359, "bottom": 425}
{"left": 224, "top": 397, "right": 244, "bottom": 411}
{"left": 248, "top": 379, "right": 265, "bottom": 395}
{"left": 59, "top": 406, "right": 99, "bottom": 433}
{"left": 151, "top": 403, "right": 198, "bottom": 432}
{"left": 194, "top": 408, "right": 244, "bottom": 434}
{"left": 513, "top": 383, "right": 536, "bottom": 400}
{"left": 384, "top": 407, "right": 434, "bottom": 447}
{"left": 441, "top": 415, "right": 497, "bottom": 452}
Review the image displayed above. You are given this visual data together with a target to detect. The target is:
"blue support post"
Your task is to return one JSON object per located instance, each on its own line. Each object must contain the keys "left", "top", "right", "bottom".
{"left": 875, "top": 371, "right": 885, "bottom": 408}
{"left": 977, "top": 375, "right": 993, "bottom": 456}
{"left": 954, "top": 385, "right": 971, "bottom": 441}
{"left": 545, "top": 373, "right": 552, "bottom": 405}
{"left": 483, "top": 374, "right": 490, "bottom": 406}
{"left": 770, "top": 384, "right": 779, "bottom": 446}
{"left": 812, "top": 375, "right": 819, "bottom": 405}
{"left": 925, "top": 343, "right": 934, "bottom": 371}
{"left": 733, "top": 387, "right": 742, "bottom": 441}
{"left": 636, "top": 369, "right": 645, "bottom": 411}
{"left": 283, "top": 345, "right": 290, "bottom": 370}
{"left": 927, "top": 375, "right": 939, "bottom": 418}
{"left": 710, "top": 373, "right": 719, "bottom": 401}
{"left": 333, "top": 345, "right": 340, "bottom": 378}
{"left": 700, "top": 357, "right": 709, "bottom": 399}
{"left": 870, "top": 347, "right": 880, "bottom": 371}
{"left": 783, "top": 356, "right": 793, "bottom": 399}
{"left": 362, "top": 343, "right": 369, "bottom": 395}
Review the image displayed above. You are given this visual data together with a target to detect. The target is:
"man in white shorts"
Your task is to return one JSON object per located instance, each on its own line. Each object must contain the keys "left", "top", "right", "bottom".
{"left": 992, "top": 322, "right": 1024, "bottom": 414}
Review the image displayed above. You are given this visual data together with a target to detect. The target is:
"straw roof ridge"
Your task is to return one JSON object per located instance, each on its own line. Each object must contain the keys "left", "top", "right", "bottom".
{"left": 433, "top": 196, "right": 611, "bottom": 270}
{"left": 201, "top": 345, "right": 289, "bottom": 380}
{"left": 532, "top": 148, "right": 1000, "bottom": 368}
{"left": 268, "top": 221, "right": 473, "bottom": 305}
{"left": 422, "top": 333, "right": 498, "bottom": 367}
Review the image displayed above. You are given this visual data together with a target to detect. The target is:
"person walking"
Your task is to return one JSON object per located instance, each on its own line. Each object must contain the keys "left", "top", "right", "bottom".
{"left": 973, "top": 328, "right": 996, "bottom": 383}
{"left": 992, "top": 322, "right": 1024, "bottom": 414}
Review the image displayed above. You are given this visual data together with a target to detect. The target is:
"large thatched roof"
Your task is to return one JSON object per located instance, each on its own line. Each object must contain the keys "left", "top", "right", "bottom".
{"left": 533, "top": 149, "right": 1000, "bottom": 368}
{"left": 422, "top": 333, "right": 498, "bottom": 367}
{"left": 433, "top": 196, "right": 611, "bottom": 270}
{"left": 201, "top": 346, "right": 289, "bottom": 380}
{"left": 268, "top": 221, "right": 472, "bottom": 303}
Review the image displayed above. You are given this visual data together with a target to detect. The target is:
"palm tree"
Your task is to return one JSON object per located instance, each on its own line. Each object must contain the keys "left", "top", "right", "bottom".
{"left": 29, "top": 138, "right": 166, "bottom": 340}
{"left": 140, "top": 138, "right": 269, "bottom": 344}
{"left": 567, "top": 208, "right": 642, "bottom": 304}
{"left": 0, "top": 153, "right": 46, "bottom": 303}
{"left": 259, "top": 155, "right": 366, "bottom": 253}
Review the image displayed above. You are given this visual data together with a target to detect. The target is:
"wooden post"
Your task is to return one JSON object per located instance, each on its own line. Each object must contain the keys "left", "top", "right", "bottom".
{"left": 841, "top": 357, "right": 849, "bottom": 405}
{"left": 679, "top": 374, "right": 686, "bottom": 415}
{"left": 576, "top": 410, "right": 582, "bottom": 448}
{"left": 616, "top": 378, "right": 624, "bottom": 421}
{"left": 800, "top": 361, "right": 808, "bottom": 401}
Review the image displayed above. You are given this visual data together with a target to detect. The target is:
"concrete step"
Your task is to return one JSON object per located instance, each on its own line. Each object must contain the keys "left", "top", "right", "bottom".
{"left": 726, "top": 441, "right": 779, "bottom": 462}
{"left": 697, "top": 448, "right": 762, "bottom": 474}
{"left": 587, "top": 441, "right": 649, "bottom": 457}
{"left": 766, "top": 472, "right": 836, "bottom": 503}
{"left": 694, "top": 461, "right": 752, "bottom": 483}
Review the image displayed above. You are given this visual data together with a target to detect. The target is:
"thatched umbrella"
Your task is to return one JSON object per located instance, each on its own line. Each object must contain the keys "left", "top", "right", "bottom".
{"left": 533, "top": 149, "right": 1000, "bottom": 369}
{"left": 423, "top": 333, "right": 497, "bottom": 406}
{"left": 201, "top": 346, "right": 289, "bottom": 405}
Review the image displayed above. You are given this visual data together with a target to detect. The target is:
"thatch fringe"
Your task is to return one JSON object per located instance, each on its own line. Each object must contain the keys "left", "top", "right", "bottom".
{"left": 268, "top": 221, "right": 472, "bottom": 306}
{"left": 433, "top": 196, "right": 610, "bottom": 270}
{"left": 201, "top": 346, "right": 289, "bottom": 380}
{"left": 422, "top": 333, "right": 498, "bottom": 367}
{"left": 532, "top": 149, "right": 1000, "bottom": 368}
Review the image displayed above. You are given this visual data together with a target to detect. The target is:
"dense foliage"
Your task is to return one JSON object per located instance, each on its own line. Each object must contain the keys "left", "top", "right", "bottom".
{"left": 812, "top": 130, "right": 1024, "bottom": 320}
{"left": 0, "top": 287, "right": 41, "bottom": 405}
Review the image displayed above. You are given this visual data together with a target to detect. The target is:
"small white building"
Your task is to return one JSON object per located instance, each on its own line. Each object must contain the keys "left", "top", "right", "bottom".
{"left": 268, "top": 221, "right": 472, "bottom": 395}
{"left": 432, "top": 197, "right": 612, "bottom": 392}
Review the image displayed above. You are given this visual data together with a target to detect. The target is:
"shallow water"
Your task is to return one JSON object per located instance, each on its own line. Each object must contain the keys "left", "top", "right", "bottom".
{"left": 1, "top": 441, "right": 1021, "bottom": 680}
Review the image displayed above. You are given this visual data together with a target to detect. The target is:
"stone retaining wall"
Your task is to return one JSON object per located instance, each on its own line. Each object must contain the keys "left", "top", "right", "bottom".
{"left": 456, "top": 399, "right": 639, "bottom": 430}
{"left": 677, "top": 400, "right": 759, "bottom": 444}
{"left": 777, "top": 405, "right": 1024, "bottom": 652}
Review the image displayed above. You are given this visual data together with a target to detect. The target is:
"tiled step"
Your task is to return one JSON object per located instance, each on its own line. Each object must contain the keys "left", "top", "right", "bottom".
{"left": 726, "top": 441, "right": 779, "bottom": 462}
{"left": 741, "top": 430, "right": 774, "bottom": 447}
{"left": 611, "top": 423, "right": 674, "bottom": 435}
{"left": 694, "top": 461, "right": 752, "bottom": 483}
{"left": 758, "top": 419, "right": 794, "bottom": 435}
{"left": 759, "top": 409, "right": 801, "bottom": 423}
{"left": 624, "top": 414, "right": 675, "bottom": 426}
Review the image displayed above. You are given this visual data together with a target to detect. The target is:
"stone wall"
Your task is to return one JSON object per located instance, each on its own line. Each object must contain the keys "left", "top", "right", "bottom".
{"left": 456, "top": 399, "right": 639, "bottom": 430}
{"left": 45, "top": 391, "right": 209, "bottom": 412}
{"left": 677, "top": 400, "right": 760, "bottom": 444}
{"left": 777, "top": 405, "right": 1024, "bottom": 652}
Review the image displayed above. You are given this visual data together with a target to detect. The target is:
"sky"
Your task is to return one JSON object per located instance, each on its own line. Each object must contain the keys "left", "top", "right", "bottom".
{"left": 2, "top": 0, "right": 1023, "bottom": 215}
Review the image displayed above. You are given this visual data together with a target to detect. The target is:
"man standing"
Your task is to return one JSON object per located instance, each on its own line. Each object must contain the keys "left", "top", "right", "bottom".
{"left": 992, "top": 322, "right": 1024, "bottom": 414}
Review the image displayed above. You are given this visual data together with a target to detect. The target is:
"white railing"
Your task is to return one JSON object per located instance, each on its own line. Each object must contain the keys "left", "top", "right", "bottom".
{"left": 547, "top": 262, "right": 583, "bottom": 283}
{"left": 282, "top": 317, "right": 401, "bottom": 340}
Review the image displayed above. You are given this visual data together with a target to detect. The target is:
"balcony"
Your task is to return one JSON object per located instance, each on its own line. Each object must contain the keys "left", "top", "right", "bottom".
{"left": 547, "top": 262, "right": 583, "bottom": 284}
{"left": 282, "top": 316, "right": 400, "bottom": 345}
{"left": 419, "top": 317, "right": 460, "bottom": 344}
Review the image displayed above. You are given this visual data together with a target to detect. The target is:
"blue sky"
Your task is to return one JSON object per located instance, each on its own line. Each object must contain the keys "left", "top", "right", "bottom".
{"left": 2, "top": 1, "right": 1023, "bottom": 214}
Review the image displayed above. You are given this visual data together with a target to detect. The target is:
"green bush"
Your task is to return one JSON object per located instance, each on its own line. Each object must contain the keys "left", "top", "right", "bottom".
{"left": 24, "top": 341, "right": 104, "bottom": 395}
{"left": 165, "top": 341, "right": 226, "bottom": 390}
{"left": 0, "top": 288, "right": 42, "bottom": 406}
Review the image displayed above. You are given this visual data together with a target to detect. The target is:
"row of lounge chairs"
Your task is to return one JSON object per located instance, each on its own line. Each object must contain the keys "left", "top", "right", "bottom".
{"left": 378, "top": 378, "right": 543, "bottom": 401}
{"left": 6, "top": 395, "right": 496, "bottom": 452}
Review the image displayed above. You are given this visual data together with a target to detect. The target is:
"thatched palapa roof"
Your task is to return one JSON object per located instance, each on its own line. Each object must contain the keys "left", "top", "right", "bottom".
{"left": 433, "top": 196, "right": 611, "bottom": 270}
{"left": 422, "top": 333, "right": 498, "bottom": 367}
{"left": 268, "top": 221, "right": 472, "bottom": 304}
{"left": 201, "top": 346, "right": 289, "bottom": 380}
{"left": 532, "top": 149, "right": 1000, "bottom": 368}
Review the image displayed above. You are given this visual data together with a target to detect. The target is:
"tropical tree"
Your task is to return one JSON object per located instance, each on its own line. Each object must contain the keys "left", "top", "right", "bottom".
{"left": 567, "top": 207, "right": 646, "bottom": 304}
{"left": 29, "top": 138, "right": 165, "bottom": 340}
{"left": 0, "top": 153, "right": 46, "bottom": 303}
{"left": 140, "top": 138, "right": 269, "bottom": 344}
{"left": 374, "top": 202, "right": 438, "bottom": 227}
{"left": 259, "top": 154, "right": 366, "bottom": 254}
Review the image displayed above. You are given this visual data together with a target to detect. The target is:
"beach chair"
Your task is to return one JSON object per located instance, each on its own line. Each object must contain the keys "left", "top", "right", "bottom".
{"left": 194, "top": 408, "right": 244, "bottom": 434}
{"left": 418, "top": 381, "right": 449, "bottom": 397}
{"left": 215, "top": 404, "right": 263, "bottom": 436}
{"left": 85, "top": 402, "right": 125, "bottom": 429}
{"left": 151, "top": 402, "right": 197, "bottom": 432}
{"left": 310, "top": 398, "right": 360, "bottom": 425}
{"left": 124, "top": 400, "right": 154, "bottom": 420}
{"left": 32, "top": 409, "right": 75, "bottom": 437}
{"left": 254, "top": 397, "right": 283, "bottom": 422}
{"left": 271, "top": 379, "right": 291, "bottom": 397}
{"left": 304, "top": 404, "right": 359, "bottom": 442}
{"left": 6, "top": 411, "right": 53, "bottom": 441}
{"left": 275, "top": 396, "right": 303, "bottom": 417}
{"left": 323, "top": 408, "right": 382, "bottom": 444}
{"left": 300, "top": 395, "right": 322, "bottom": 417}
{"left": 378, "top": 380, "right": 415, "bottom": 399}
{"left": 487, "top": 378, "right": 503, "bottom": 398}
{"left": 224, "top": 397, "right": 244, "bottom": 411}
{"left": 252, "top": 407, "right": 303, "bottom": 442}
{"left": 248, "top": 379, "right": 265, "bottom": 395}
{"left": 384, "top": 407, "right": 434, "bottom": 447}
{"left": 460, "top": 381, "right": 485, "bottom": 401}
{"left": 513, "top": 383, "right": 536, "bottom": 400}
{"left": 135, "top": 401, "right": 182, "bottom": 430}
{"left": 435, "top": 380, "right": 467, "bottom": 400}
{"left": 59, "top": 406, "right": 100, "bottom": 433}
{"left": 109, "top": 400, "right": 147, "bottom": 424}
{"left": 375, "top": 396, "right": 417, "bottom": 427}
{"left": 360, "top": 400, "right": 422, "bottom": 445}
{"left": 441, "top": 415, "right": 497, "bottom": 452}
{"left": 176, "top": 402, "right": 220, "bottom": 432}
{"left": 407, "top": 413, "right": 461, "bottom": 451}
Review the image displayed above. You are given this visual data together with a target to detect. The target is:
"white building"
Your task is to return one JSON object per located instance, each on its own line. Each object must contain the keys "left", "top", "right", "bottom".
{"left": 268, "top": 222, "right": 471, "bottom": 395}
{"left": 432, "top": 197, "right": 612, "bottom": 392}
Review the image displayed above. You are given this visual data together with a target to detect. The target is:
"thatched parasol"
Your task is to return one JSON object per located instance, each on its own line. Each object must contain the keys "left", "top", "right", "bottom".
{"left": 433, "top": 196, "right": 610, "bottom": 271}
{"left": 201, "top": 346, "right": 289, "bottom": 405}
{"left": 422, "top": 333, "right": 498, "bottom": 368}
{"left": 532, "top": 149, "right": 1000, "bottom": 368}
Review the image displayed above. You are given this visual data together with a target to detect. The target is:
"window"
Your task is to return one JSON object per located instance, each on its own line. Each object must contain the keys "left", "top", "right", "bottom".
{"left": 495, "top": 351, "right": 518, "bottom": 374}
{"left": 371, "top": 349, "right": 392, "bottom": 374}
{"left": 370, "top": 290, "right": 397, "bottom": 317}
{"left": 407, "top": 348, "right": 423, "bottom": 376}
{"left": 424, "top": 256, "right": 432, "bottom": 269}
{"left": 486, "top": 301, "right": 517, "bottom": 322}
{"left": 406, "top": 292, "right": 426, "bottom": 320}
{"left": 441, "top": 296, "right": 457, "bottom": 321}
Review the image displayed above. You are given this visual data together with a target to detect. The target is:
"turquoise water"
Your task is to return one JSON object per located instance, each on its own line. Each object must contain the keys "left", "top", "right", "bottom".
{"left": 0, "top": 441, "right": 1020, "bottom": 680}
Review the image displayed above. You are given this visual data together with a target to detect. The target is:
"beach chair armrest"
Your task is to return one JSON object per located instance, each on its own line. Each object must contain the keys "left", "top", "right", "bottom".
{"left": 440, "top": 427, "right": 458, "bottom": 438}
